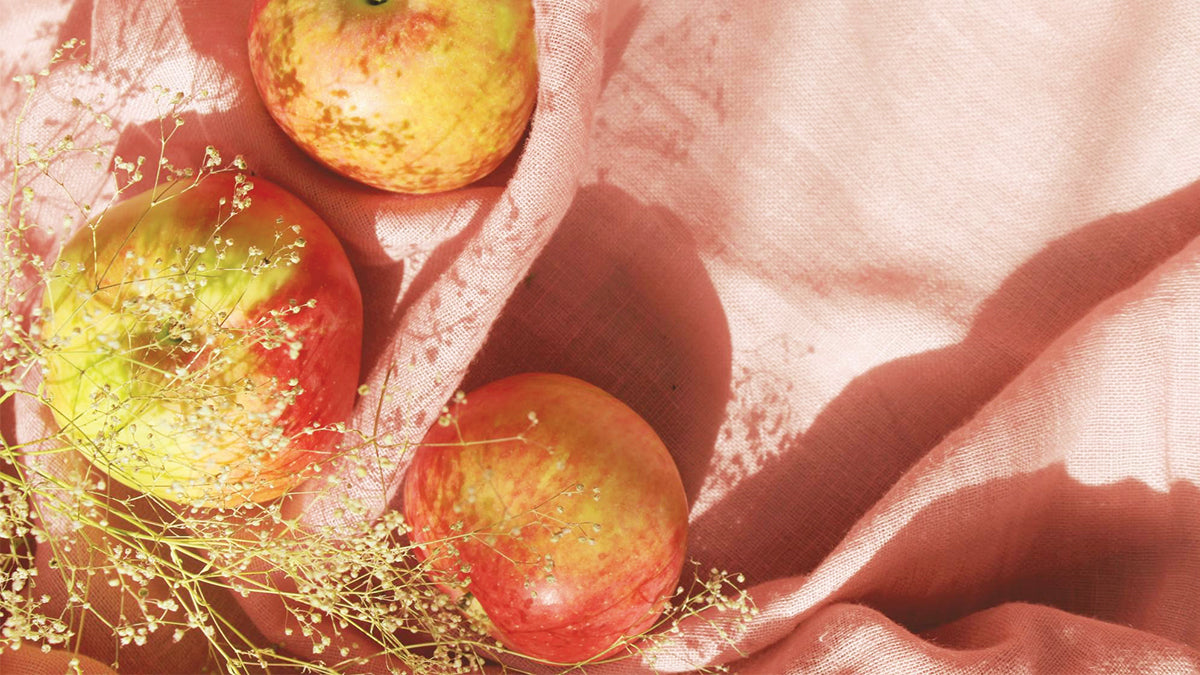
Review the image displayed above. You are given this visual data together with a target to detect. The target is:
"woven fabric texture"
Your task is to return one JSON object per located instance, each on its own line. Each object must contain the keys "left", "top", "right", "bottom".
{"left": 2, "top": 0, "right": 1199, "bottom": 672}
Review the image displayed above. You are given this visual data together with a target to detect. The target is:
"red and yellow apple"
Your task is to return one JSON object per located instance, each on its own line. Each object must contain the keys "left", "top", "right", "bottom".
{"left": 403, "top": 373, "right": 689, "bottom": 663}
{"left": 41, "top": 173, "right": 363, "bottom": 506}
{"left": 247, "top": 0, "right": 538, "bottom": 194}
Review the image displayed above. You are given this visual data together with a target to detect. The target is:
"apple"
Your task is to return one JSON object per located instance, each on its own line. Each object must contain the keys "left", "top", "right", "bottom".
{"left": 247, "top": 0, "right": 538, "bottom": 194}
{"left": 40, "top": 173, "right": 363, "bottom": 506}
{"left": 403, "top": 373, "right": 690, "bottom": 664}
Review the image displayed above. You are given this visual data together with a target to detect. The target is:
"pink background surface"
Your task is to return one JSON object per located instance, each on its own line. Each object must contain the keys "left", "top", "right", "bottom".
{"left": 3, "top": 0, "right": 1200, "bottom": 672}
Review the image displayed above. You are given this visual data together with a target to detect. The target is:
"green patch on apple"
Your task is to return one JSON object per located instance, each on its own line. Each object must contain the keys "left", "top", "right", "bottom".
{"left": 41, "top": 173, "right": 363, "bottom": 507}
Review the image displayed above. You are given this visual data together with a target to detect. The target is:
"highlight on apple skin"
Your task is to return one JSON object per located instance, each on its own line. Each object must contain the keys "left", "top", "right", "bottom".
{"left": 41, "top": 173, "right": 363, "bottom": 507}
{"left": 247, "top": 0, "right": 539, "bottom": 194}
{"left": 403, "top": 373, "right": 690, "bottom": 664}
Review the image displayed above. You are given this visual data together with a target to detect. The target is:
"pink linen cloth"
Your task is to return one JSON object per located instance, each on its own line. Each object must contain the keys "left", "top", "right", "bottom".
{"left": 2, "top": 0, "right": 1199, "bottom": 672}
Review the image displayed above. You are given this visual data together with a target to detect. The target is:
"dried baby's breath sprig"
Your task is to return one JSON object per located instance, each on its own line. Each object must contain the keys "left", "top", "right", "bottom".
{"left": 0, "top": 39, "right": 752, "bottom": 675}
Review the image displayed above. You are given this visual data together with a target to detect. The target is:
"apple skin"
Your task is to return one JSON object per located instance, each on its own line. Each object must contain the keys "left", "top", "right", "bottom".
{"left": 247, "top": 0, "right": 538, "bottom": 194}
{"left": 41, "top": 174, "right": 363, "bottom": 506}
{"left": 403, "top": 373, "right": 689, "bottom": 664}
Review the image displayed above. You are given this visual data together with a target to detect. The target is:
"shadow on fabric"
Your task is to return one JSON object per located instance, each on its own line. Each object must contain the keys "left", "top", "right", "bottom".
{"left": 835, "top": 467, "right": 1200, "bottom": 647}
{"left": 453, "top": 183, "right": 733, "bottom": 506}
{"left": 690, "top": 177, "right": 1200, "bottom": 584}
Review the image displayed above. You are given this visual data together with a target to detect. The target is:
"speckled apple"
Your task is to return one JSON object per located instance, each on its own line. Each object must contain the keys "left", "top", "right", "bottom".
{"left": 247, "top": 0, "right": 538, "bottom": 194}
{"left": 41, "top": 174, "right": 363, "bottom": 506}
{"left": 403, "top": 373, "right": 690, "bottom": 663}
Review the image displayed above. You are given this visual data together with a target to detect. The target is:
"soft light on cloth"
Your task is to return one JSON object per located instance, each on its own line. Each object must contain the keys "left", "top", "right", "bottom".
{"left": 2, "top": 0, "right": 1199, "bottom": 672}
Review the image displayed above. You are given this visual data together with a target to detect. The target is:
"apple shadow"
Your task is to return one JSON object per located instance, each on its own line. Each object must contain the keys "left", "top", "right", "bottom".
{"left": 447, "top": 183, "right": 734, "bottom": 507}
{"left": 689, "top": 177, "right": 1200, "bottom": 584}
